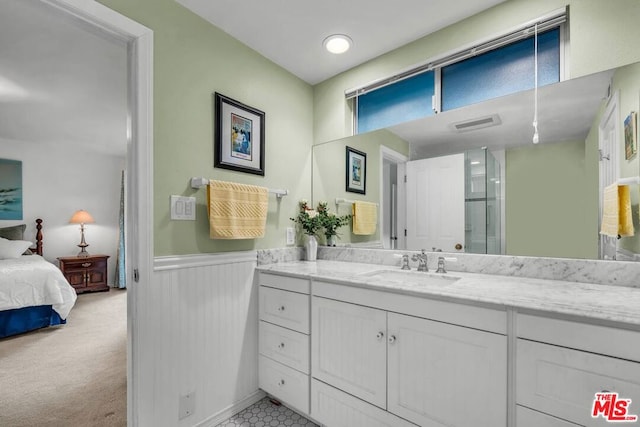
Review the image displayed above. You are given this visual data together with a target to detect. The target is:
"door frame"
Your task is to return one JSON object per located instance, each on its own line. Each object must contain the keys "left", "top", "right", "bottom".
{"left": 598, "top": 90, "right": 619, "bottom": 259}
{"left": 380, "top": 146, "right": 408, "bottom": 249}
{"left": 41, "top": 1, "right": 153, "bottom": 425}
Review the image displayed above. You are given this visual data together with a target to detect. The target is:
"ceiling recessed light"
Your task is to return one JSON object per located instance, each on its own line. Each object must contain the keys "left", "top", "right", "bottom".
{"left": 323, "top": 34, "right": 352, "bottom": 54}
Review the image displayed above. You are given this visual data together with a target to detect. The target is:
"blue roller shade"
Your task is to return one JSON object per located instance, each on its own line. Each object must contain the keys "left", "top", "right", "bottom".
{"left": 442, "top": 28, "right": 560, "bottom": 111}
{"left": 357, "top": 71, "right": 435, "bottom": 134}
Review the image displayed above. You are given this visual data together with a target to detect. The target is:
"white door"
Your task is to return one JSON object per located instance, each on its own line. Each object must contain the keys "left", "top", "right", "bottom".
{"left": 387, "top": 313, "right": 508, "bottom": 427}
{"left": 311, "top": 297, "right": 387, "bottom": 409}
{"left": 598, "top": 92, "right": 619, "bottom": 260}
{"left": 406, "top": 154, "right": 465, "bottom": 252}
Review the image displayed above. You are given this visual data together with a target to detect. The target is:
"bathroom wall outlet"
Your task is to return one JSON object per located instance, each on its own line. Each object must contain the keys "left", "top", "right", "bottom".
{"left": 178, "top": 392, "right": 195, "bottom": 420}
{"left": 286, "top": 227, "right": 295, "bottom": 245}
{"left": 170, "top": 196, "right": 196, "bottom": 220}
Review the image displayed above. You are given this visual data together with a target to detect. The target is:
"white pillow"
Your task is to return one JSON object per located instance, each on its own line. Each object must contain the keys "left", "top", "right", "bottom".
{"left": 0, "top": 237, "right": 33, "bottom": 259}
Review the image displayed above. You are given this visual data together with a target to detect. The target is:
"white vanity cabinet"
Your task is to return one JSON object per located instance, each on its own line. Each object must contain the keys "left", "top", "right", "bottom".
{"left": 516, "top": 314, "right": 640, "bottom": 427}
{"left": 311, "top": 280, "right": 508, "bottom": 427}
{"left": 258, "top": 273, "right": 311, "bottom": 415}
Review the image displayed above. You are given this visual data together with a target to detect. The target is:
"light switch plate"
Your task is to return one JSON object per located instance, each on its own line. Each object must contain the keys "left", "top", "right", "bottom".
{"left": 286, "top": 227, "right": 295, "bottom": 245}
{"left": 170, "top": 196, "right": 196, "bottom": 220}
{"left": 178, "top": 392, "right": 195, "bottom": 420}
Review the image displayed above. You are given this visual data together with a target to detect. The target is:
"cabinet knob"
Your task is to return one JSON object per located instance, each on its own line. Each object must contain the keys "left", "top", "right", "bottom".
{"left": 278, "top": 379, "right": 285, "bottom": 387}
{"left": 278, "top": 342, "right": 285, "bottom": 349}
{"left": 277, "top": 305, "right": 286, "bottom": 312}
{"left": 82, "top": 262, "right": 92, "bottom": 268}
{"left": 376, "top": 332, "right": 384, "bottom": 340}
{"left": 388, "top": 335, "right": 397, "bottom": 344}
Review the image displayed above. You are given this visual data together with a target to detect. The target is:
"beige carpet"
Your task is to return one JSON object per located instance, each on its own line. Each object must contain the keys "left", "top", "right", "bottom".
{"left": 0, "top": 289, "right": 127, "bottom": 427}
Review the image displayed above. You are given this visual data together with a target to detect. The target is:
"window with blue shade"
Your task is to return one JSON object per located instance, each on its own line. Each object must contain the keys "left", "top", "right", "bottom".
{"left": 441, "top": 28, "right": 560, "bottom": 111}
{"left": 355, "top": 27, "right": 561, "bottom": 134}
{"left": 356, "top": 71, "right": 435, "bottom": 134}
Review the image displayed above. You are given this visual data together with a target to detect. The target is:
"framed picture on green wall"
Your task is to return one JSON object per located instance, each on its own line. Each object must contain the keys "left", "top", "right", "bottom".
{"left": 214, "top": 92, "right": 265, "bottom": 176}
{"left": 624, "top": 111, "right": 637, "bottom": 160}
{"left": 346, "top": 146, "right": 366, "bottom": 194}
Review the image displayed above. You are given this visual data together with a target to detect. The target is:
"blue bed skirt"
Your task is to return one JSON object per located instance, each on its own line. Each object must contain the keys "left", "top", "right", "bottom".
{"left": 0, "top": 305, "right": 65, "bottom": 338}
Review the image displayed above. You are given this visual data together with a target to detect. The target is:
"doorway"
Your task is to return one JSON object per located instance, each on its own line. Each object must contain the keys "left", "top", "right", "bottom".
{"left": 38, "top": 1, "right": 153, "bottom": 425}
{"left": 380, "top": 146, "right": 408, "bottom": 249}
{"left": 598, "top": 90, "right": 619, "bottom": 260}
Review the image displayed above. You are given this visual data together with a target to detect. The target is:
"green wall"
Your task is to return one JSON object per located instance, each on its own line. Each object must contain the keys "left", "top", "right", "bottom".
{"left": 98, "top": 0, "right": 314, "bottom": 256}
{"left": 312, "top": 130, "right": 409, "bottom": 245}
{"left": 505, "top": 140, "right": 598, "bottom": 259}
{"left": 314, "top": 0, "right": 640, "bottom": 145}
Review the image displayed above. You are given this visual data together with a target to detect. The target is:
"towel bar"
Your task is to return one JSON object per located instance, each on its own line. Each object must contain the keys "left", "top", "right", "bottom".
{"left": 335, "top": 198, "right": 379, "bottom": 206}
{"left": 617, "top": 176, "right": 640, "bottom": 185}
{"left": 190, "top": 177, "right": 288, "bottom": 198}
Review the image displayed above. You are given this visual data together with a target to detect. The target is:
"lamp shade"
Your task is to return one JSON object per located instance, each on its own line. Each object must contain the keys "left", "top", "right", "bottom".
{"left": 69, "top": 210, "right": 95, "bottom": 225}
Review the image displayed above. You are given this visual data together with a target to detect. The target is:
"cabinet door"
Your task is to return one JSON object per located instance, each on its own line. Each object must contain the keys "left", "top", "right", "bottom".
{"left": 387, "top": 312, "right": 507, "bottom": 427}
{"left": 311, "top": 379, "right": 417, "bottom": 427}
{"left": 516, "top": 405, "right": 583, "bottom": 427}
{"left": 312, "top": 297, "right": 387, "bottom": 409}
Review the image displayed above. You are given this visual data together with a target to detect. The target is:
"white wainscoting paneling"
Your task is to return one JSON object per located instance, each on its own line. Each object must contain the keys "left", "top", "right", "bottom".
{"left": 139, "top": 252, "right": 261, "bottom": 426}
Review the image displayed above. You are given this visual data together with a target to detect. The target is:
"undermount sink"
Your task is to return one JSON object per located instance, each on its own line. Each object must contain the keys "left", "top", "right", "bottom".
{"left": 357, "top": 269, "right": 461, "bottom": 286}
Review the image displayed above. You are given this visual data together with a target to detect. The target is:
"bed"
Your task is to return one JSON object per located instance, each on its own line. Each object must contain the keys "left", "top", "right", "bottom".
{"left": 0, "top": 219, "right": 77, "bottom": 338}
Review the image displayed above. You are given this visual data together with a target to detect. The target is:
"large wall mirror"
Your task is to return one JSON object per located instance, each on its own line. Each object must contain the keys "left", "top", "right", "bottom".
{"left": 312, "top": 61, "right": 640, "bottom": 261}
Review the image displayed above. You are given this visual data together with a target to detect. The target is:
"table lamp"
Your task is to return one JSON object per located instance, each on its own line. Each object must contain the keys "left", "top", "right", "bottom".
{"left": 69, "top": 209, "right": 95, "bottom": 257}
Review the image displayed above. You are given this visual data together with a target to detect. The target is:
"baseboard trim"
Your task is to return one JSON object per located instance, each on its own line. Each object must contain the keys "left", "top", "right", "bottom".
{"left": 196, "top": 390, "right": 266, "bottom": 427}
{"left": 154, "top": 251, "right": 257, "bottom": 271}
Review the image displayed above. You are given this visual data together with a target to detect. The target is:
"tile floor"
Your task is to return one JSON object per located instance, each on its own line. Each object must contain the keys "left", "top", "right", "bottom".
{"left": 216, "top": 397, "right": 319, "bottom": 427}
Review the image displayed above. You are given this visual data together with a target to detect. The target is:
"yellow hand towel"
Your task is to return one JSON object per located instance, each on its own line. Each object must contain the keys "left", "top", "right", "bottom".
{"left": 352, "top": 201, "right": 377, "bottom": 235}
{"left": 207, "top": 180, "right": 268, "bottom": 239}
{"left": 600, "top": 184, "right": 634, "bottom": 237}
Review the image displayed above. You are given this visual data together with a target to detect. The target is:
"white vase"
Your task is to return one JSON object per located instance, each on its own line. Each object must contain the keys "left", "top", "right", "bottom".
{"left": 305, "top": 234, "right": 318, "bottom": 261}
{"left": 326, "top": 235, "right": 336, "bottom": 247}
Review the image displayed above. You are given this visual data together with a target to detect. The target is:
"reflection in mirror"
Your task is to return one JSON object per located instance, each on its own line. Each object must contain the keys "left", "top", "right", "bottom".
{"left": 312, "top": 62, "right": 640, "bottom": 260}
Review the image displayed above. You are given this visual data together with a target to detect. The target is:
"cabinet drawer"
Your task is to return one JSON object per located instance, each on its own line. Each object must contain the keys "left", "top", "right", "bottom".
{"left": 311, "top": 379, "right": 417, "bottom": 427}
{"left": 518, "top": 314, "right": 640, "bottom": 362}
{"left": 260, "top": 272, "right": 310, "bottom": 294}
{"left": 259, "top": 355, "right": 309, "bottom": 415}
{"left": 516, "top": 406, "right": 581, "bottom": 427}
{"left": 517, "top": 339, "right": 640, "bottom": 426}
{"left": 259, "top": 321, "right": 310, "bottom": 374}
{"left": 259, "top": 286, "right": 309, "bottom": 334}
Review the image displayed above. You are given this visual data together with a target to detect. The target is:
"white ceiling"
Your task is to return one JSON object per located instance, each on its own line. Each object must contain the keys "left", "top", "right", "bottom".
{"left": 176, "top": 0, "right": 507, "bottom": 85}
{"left": 0, "top": 0, "right": 128, "bottom": 157}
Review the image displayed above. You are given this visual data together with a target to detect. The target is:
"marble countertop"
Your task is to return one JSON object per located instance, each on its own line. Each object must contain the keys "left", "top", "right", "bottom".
{"left": 257, "top": 260, "right": 640, "bottom": 327}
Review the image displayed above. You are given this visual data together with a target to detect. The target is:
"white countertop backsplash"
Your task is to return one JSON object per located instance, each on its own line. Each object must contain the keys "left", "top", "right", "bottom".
{"left": 257, "top": 259, "right": 640, "bottom": 326}
{"left": 257, "top": 246, "right": 640, "bottom": 288}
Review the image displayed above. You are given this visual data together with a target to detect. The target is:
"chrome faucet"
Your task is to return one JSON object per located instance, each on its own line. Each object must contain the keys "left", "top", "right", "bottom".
{"left": 412, "top": 249, "right": 428, "bottom": 272}
{"left": 436, "top": 256, "right": 447, "bottom": 274}
{"left": 400, "top": 254, "right": 411, "bottom": 270}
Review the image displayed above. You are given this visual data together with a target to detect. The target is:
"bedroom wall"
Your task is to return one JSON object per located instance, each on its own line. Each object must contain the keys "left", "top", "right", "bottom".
{"left": 0, "top": 137, "right": 123, "bottom": 282}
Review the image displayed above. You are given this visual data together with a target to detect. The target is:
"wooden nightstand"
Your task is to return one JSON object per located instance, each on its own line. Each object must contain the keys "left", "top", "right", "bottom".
{"left": 58, "top": 255, "right": 110, "bottom": 294}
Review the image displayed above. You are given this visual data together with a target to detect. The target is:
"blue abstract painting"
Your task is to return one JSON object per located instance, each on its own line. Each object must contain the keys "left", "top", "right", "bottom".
{"left": 0, "top": 159, "right": 23, "bottom": 220}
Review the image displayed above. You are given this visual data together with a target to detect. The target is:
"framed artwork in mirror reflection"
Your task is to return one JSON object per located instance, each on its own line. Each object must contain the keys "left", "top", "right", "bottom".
{"left": 346, "top": 146, "right": 366, "bottom": 194}
{"left": 214, "top": 92, "right": 265, "bottom": 175}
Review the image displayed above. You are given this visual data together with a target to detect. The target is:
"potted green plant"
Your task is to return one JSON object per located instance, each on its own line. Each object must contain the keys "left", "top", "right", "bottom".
{"left": 316, "top": 201, "right": 352, "bottom": 246}
{"left": 290, "top": 200, "right": 321, "bottom": 260}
